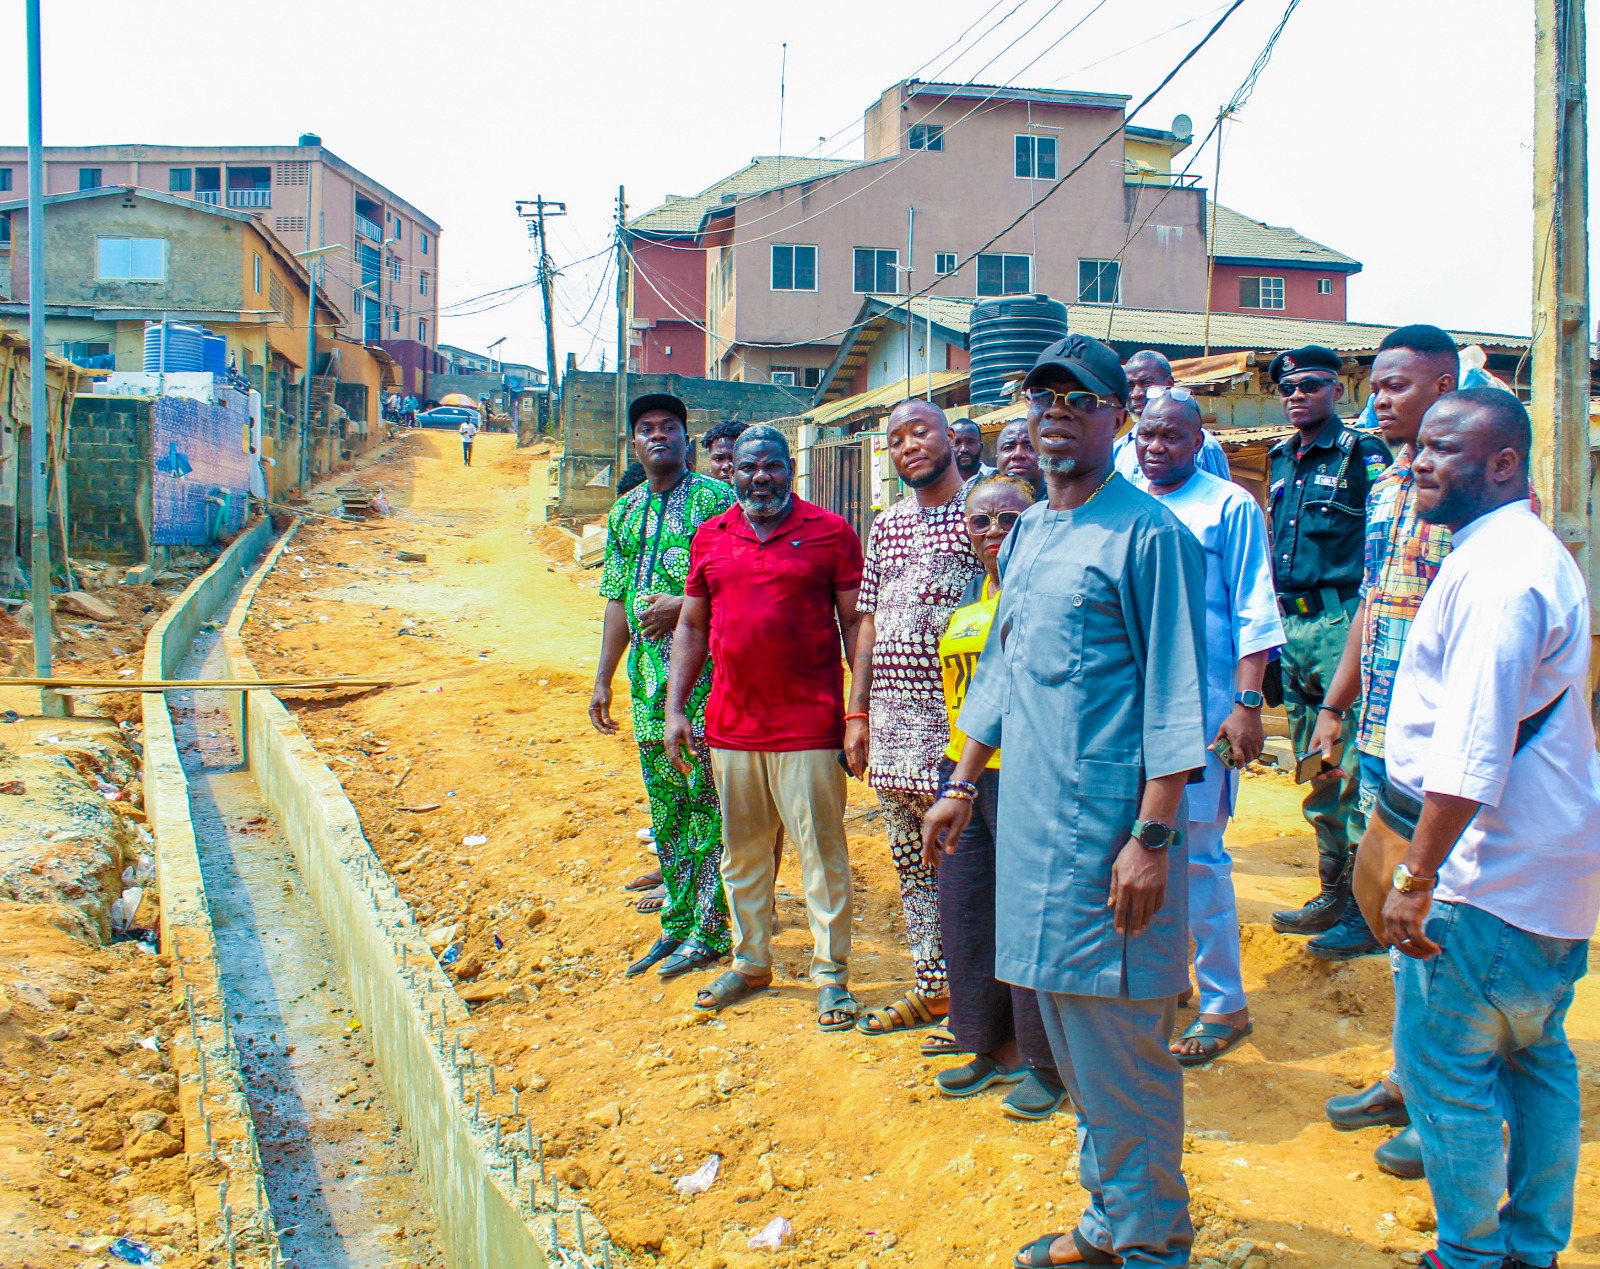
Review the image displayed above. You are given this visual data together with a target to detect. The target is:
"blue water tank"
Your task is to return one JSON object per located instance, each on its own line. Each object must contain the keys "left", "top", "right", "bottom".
{"left": 201, "top": 333, "right": 228, "bottom": 373}
{"left": 142, "top": 322, "right": 206, "bottom": 373}
{"left": 967, "top": 294, "right": 1070, "bottom": 407}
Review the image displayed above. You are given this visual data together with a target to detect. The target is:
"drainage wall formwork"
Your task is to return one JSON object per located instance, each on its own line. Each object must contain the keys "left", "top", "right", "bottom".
{"left": 221, "top": 523, "right": 593, "bottom": 1269}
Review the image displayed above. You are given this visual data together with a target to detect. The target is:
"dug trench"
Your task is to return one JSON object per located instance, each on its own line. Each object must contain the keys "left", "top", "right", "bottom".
{"left": 237, "top": 428, "right": 1600, "bottom": 1269}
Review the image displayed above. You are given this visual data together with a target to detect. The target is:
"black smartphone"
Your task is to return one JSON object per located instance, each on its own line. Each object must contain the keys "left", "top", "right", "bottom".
{"left": 1295, "top": 740, "right": 1344, "bottom": 784}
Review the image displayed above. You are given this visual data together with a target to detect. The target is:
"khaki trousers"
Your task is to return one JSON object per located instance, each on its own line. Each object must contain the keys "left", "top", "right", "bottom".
{"left": 710, "top": 748, "right": 852, "bottom": 986}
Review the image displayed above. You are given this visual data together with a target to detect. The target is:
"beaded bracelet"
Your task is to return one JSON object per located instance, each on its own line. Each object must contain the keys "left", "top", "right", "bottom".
{"left": 939, "top": 787, "right": 976, "bottom": 802}
{"left": 941, "top": 778, "right": 978, "bottom": 801}
{"left": 843, "top": 712, "right": 870, "bottom": 723}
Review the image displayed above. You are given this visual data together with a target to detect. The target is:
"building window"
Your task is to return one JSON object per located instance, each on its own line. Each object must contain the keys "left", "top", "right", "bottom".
{"left": 275, "top": 160, "right": 309, "bottom": 186}
{"left": 363, "top": 296, "right": 381, "bottom": 343}
{"left": 934, "top": 252, "right": 958, "bottom": 276}
{"left": 853, "top": 247, "right": 899, "bottom": 294}
{"left": 1077, "top": 259, "right": 1121, "bottom": 305}
{"left": 168, "top": 167, "right": 192, "bottom": 193}
{"left": 418, "top": 319, "right": 428, "bottom": 343}
{"left": 391, "top": 306, "right": 400, "bottom": 334}
{"left": 96, "top": 236, "right": 167, "bottom": 282}
{"left": 392, "top": 217, "right": 402, "bottom": 240}
{"left": 1317, "top": 277, "right": 1332, "bottom": 295}
{"left": 62, "top": 341, "right": 111, "bottom": 363}
{"left": 253, "top": 253, "right": 263, "bottom": 294}
{"left": 770, "top": 368, "right": 799, "bottom": 386}
{"left": 390, "top": 256, "right": 402, "bottom": 284}
{"left": 1239, "top": 275, "right": 1285, "bottom": 309}
{"left": 909, "top": 123, "right": 944, "bottom": 152}
{"left": 421, "top": 232, "right": 430, "bottom": 255}
{"left": 976, "top": 253, "right": 1032, "bottom": 297}
{"left": 803, "top": 367, "right": 823, "bottom": 389}
{"left": 770, "top": 244, "right": 817, "bottom": 291}
{"left": 420, "top": 272, "right": 429, "bottom": 295}
{"left": 1015, "top": 135, "right": 1057, "bottom": 180}
{"left": 79, "top": 167, "right": 103, "bottom": 191}
{"left": 0, "top": 168, "right": 11, "bottom": 192}
{"left": 0, "top": 212, "right": 10, "bottom": 246}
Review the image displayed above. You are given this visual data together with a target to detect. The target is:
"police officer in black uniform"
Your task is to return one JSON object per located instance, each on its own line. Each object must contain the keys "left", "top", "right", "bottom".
{"left": 1264, "top": 346, "right": 1391, "bottom": 955}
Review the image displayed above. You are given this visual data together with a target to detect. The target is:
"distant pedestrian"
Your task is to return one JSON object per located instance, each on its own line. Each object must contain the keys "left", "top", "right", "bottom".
{"left": 922, "top": 472, "right": 1065, "bottom": 1120}
{"left": 402, "top": 393, "right": 418, "bottom": 427}
{"left": 1135, "top": 388, "right": 1283, "bottom": 1067}
{"left": 591, "top": 394, "right": 736, "bottom": 981}
{"left": 665, "top": 425, "right": 865, "bottom": 1028}
{"left": 459, "top": 417, "right": 478, "bottom": 465}
{"left": 845, "top": 399, "right": 983, "bottom": 1035}
{"left": 1265, "top": 346, "right": 1392, "bottom": 948}
{"left": 702, "top": 420, "right": 751, "bottom": 484}
{"left": 949, "top": 418, "right": 992, "bottom": 481}
{"left": 1115, "top": 349, "right": 1229, "bottom": 483}
{"left": 1384, "top": 388, "right": 1600, "bottom": 1269}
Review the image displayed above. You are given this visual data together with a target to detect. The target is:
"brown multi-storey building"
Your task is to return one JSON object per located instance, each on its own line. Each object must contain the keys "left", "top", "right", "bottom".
{"left": 0, "top": 134, "right": 442, "bottom": 395}
{"left": 626, "top": 80, "right": 1359, "bottom": 388}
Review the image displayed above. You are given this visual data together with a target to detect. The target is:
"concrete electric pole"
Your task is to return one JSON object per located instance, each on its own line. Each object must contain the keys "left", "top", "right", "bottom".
{"left": 515, "top": 197, "right": 566, "bottom": 445}
{"left": 615, "top": 186, "right": 629, "bottom": 463}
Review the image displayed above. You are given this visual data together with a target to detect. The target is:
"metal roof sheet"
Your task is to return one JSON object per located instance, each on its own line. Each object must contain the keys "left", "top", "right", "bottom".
{"left": 809, "top": 370, "right": 967, "bottom": 427}
{"left": 629, "top": 156, "right": 862, "bottom": 235}
{"left": 1208, "top": 202, "right": 1361, "bottom": 272}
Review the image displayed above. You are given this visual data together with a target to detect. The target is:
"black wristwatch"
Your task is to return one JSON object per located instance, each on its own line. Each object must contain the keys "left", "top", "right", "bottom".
{"left": 1131, "top": 819, "right": 1182, "bottom": 851}
{"left": 1234, "top": 690, "right": 1265, "bottom": 709}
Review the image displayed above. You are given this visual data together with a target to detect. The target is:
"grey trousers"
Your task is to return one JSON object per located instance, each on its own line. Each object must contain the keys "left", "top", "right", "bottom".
{"left": 1036, "top": 992, "right": 1193, "bottom": 1267}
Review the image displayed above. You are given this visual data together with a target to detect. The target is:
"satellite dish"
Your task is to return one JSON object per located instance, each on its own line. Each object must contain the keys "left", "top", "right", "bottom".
{"left": 1172, "top": 114, "right": 1194, "bottom": 141}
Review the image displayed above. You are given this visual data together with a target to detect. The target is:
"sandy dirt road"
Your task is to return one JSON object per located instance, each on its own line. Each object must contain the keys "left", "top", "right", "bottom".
{"left": 241, "top": 429, "right": 1600, "bottom": 1268}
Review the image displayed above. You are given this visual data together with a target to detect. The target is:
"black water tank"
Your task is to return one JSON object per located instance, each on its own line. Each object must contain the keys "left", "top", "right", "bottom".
{"left": 968, "top": 293, "right": 1069, "bottom": 407}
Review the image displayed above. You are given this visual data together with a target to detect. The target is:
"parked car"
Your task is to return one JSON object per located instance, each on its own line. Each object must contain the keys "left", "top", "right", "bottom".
{"left": 415, "top": 405, "right": 480, "bottom": 429}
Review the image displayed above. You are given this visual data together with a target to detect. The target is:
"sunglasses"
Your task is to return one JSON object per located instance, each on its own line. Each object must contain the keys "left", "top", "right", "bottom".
{"left": 1145, "top": 385, "right": 1195, "bottom": 402}
{"left": 1277, "top": 376, "right": 1337, "bottom": 398}
{"left": 1022, "top": 387, "right": 1110, "bottom": 412}
{"left": 967, "top": 511, "right": 1021, "bottom": 533}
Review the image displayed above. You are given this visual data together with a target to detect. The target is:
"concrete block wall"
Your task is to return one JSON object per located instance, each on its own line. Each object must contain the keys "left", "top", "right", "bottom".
{"left": 66, "top": 395, "right": 155, "bottom": 564}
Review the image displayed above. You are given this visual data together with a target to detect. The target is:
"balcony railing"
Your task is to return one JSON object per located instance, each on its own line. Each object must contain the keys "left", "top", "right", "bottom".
{"left": 194, "top": 190, "right": 221, "bottom": 205}
{"left": 226, "top": 188, "right": 271, "bottom": 209}
{"left": 355, "top": 214, "right": 383, "bottom": 242}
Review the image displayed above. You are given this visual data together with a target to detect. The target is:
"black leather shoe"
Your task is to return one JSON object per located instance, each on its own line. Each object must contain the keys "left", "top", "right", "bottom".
{"left": 626, "top": 935, "right": 681, "bottom": 977}
{"left": 1307, "top": 901, "right": 1383, "bottom": 960}
{"left": 1374, "top": 1124, "right": 1425, "bottom": 1179}
{"left": 1325, "top": 1080, "right": 1410, "bottom": 1130}
{"left": 1271, "top": 855, "right": 1347, "bottom": 935}
{"left": 657, "top": 939, "right": 724, "bottom": 980}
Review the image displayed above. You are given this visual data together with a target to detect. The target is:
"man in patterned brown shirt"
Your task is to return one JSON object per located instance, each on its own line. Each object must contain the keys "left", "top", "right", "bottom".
{"left": 845, "top": 399, "right": 983, "bottom": 1035}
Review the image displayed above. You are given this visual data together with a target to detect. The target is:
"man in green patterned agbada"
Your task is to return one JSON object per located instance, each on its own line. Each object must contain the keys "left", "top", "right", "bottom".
{"left": 590, "top": 394, "right": 736, "bottom": 980}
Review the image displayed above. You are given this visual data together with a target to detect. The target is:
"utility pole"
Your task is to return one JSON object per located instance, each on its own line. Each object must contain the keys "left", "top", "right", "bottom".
{"left": 25, "top": 0, "right": 63, "bottom": 716}
{"left": 614, "top": 186, "right": 629, "bottom": 464}
{"left": 516, "top": 197, "right": 565, "bottom": 445}
{"left": 1530, "top": 0, "right": 1590, "bottom": 595}
{"left": 903, "top": 205, "right": 916, "bottom": 392}
{"left": 294, "top": 244, "right": 344, "bottom": 495}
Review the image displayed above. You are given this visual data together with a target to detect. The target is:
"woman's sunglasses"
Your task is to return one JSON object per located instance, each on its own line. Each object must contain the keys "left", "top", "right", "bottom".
{"left": 967, "top": 511, "right": 1021, "bottom": 533}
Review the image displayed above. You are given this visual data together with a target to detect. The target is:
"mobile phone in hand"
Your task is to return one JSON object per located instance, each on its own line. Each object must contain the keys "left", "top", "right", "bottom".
{"left": 1212, "top": 735, "right": 1238, "bottom": 769}
{"left": 1295, "top": 740, "right": 1344, "bottom": 784}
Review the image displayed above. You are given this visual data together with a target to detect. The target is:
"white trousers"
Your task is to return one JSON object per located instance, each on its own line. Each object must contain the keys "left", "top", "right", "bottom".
{"left": 1187, "top": 814, "right": 1246, "bottom": 1015}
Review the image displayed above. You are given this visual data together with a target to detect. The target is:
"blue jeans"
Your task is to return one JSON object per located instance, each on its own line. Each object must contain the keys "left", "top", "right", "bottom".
{"left": 1395, "top": 900, "right": 1588, "bottom": 1269}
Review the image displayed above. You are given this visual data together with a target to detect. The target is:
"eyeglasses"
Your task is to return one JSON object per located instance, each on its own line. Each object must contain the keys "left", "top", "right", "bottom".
{"left": 967, "top": 511, "right": 1021, "bottom": 533}
{"left": 1277, "top": 376, "right": 1337, "bottom": 398}
{"left": 1146, "top": 385, "right": 1195, "bottom": 402}
{"left": 1022, "top": 387, "right": 1110, "bottom": 412}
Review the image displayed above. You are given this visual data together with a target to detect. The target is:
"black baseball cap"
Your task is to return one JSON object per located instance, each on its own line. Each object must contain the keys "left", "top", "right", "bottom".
{"left": 1266, "top": 345, "right": 1343, "bottom": 384}
{"left": 1021, "top": 333, "right": 1129, "bottom": 403}
{"left": 628, "top": 393, "right": 689, "bottom": 428}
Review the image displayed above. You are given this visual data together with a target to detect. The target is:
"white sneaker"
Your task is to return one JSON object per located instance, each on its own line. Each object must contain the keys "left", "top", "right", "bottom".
{"left": 636, "top": 827, "right": 656, "bottom": 842}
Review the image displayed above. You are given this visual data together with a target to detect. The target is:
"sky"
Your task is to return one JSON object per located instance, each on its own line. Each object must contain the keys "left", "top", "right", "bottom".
{"left": 1, "top": 0, "right": 1591, "bottom": 372}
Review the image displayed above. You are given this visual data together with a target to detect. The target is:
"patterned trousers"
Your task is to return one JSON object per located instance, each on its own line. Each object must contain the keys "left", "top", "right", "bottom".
{"left": 637, "top": 737, "right": 730, "bottom": 955}
{"left": 876, "top": 789, "right": 948, "bottom": 998}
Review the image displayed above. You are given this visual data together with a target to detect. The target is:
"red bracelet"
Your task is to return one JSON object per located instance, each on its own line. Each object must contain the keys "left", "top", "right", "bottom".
{"left": 844, "top": 712, "right": 869, "bottom": 722}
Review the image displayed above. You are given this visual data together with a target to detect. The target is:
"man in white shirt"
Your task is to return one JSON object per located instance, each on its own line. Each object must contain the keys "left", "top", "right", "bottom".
{"left": 459, "top": 417, "right": 479, "bottom": 466}
{"left": 1384, "top": 387, "right": 1600, "bottom": 1269}
{"left": 1135, "top": 389, "right": 1285, "bottom": 1067}
{"left": 1115, "top": 350, "right": 1230, "bottom": 485}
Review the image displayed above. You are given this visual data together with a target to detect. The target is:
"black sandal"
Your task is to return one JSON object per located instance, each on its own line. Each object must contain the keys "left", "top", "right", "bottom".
{"left": 694, "top": 970, "right": 770, "bottom": 1013}
{"left": 1013, "top": 1230, "right": 1121, "bottom": 1267}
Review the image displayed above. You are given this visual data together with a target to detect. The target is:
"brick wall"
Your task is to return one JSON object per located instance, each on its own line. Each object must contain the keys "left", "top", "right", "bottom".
{"left": 555, "top": 371, "right": 809, "bottom": 521}
{"left": 65, "top": 396, "right": 154, "bottom": 564}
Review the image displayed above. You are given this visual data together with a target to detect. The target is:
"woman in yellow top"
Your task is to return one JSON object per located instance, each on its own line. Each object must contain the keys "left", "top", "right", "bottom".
{"left": 922, "top": 473, "right": 1065, "bottom": 1120}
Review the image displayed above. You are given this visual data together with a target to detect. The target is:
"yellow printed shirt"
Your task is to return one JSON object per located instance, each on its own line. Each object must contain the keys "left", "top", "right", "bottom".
{"left": 939, "top": 574, "right": 1002, "bottom": 768}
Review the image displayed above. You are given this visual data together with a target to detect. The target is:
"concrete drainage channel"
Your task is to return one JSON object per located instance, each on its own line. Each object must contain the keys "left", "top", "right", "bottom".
{"left": 174, "top": 518, "right": 614, "bottom": 1269}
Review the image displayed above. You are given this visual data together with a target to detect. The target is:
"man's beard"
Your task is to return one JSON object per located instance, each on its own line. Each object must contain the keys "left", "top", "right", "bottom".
{"left": 1418, "top": 471, "right": 1489, "bottom": 527}
{"left": 903, "top": 450, "right": 954, "bottom": 490}
{"left": 1038, "top": 454, "right": 1078, "bottom": 477}
{"left": 739, "top": 490, "right": 793, "bottom": 523}
{"left": 955, "top": 454, "right": 981, "bottom": 478}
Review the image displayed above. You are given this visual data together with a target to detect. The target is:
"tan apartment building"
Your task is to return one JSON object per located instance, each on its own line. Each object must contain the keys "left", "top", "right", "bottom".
{"left": 0, "top": 134, "right": 442, "bottom": 395}
{"left": 627, "top": 79, "right": 1359, "bottom": 388}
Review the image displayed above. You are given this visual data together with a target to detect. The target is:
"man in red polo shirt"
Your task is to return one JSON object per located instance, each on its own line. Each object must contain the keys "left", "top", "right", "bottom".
{"left": 664, "top": 424, "right": 866, "bottom": 1030}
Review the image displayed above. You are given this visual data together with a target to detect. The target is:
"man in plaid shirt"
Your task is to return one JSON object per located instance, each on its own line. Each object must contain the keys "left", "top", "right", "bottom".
{"left": 1311, "top": 324, "right": 1459, "bottom": 1179}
